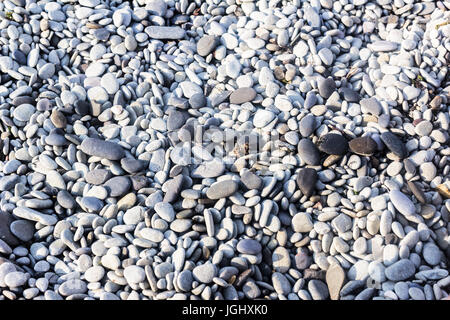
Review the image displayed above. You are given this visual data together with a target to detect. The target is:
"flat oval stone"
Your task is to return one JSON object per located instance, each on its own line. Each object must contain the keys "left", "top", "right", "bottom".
{"left": 296, "top": 168, "right": 317, "bottom": 198}
{"left": 309, "top": 279, "right": 329, "bottom": 300}
{"left": 407, "top": 181, "right": 427, "bottom": 204}
{"left": 206, "top": 180, "right": 239, "bottom": 200}
{"left": 85, "top": 169, "right": 112, "bottom": 185}
{"left": 318, "top": 77, "right": 336, "bottom": 99}
{"left": 120, "top": 158, "right": 147, "bottom": 174}
{"left": 272, "top": 246, "right": 291, "bottom": 273}
{"left": 0, "top": 212, "right": 19, "bottom": 246}
{"left": 237, "top": 239, "right": 262, "bottom": 255}
{"left": 385, "top": 259, "right": 415, "bottom": 281}
{"left": 229, "top": 88, "right": 257, "bottom": 104}
{"left": 123, "top": 265, "right": 146, "bottom": 284}
{"left": 57, "top": 190, "right": 76, "bottom": 209}
{"left": 381, "top": 132, "right": 407, "bottom": 159}
{"left": 297, "top": 138, "right": 320, "bottom": 165}
{"left": 10, "top": 220, "right": 34, "bottom": 242}
{"left": 349, "top": 136, "right": 377, "bottom": 156}
{"left": 197, "top": 35, "right": 217, "bottom": 56}
{"left": 191, "top": 159, "right": 225, "bottom": 178}
{"left": 14, "top": 104, "right": 36, "bottom": 122}
{"left": 59, "top": 279, "right": 87, "bottom": 296}
{"left": 291, "top": 212, "right": 314, "bottom": 233}
{"left": 80, "top": 138, "right": 125, "bottom": 160}
{"left": 389, "top": 190, "right": 416, "bottom": 216}
{"left": 318, "top": 133, "right": 348, "bottom": 155}
{"left": 104, "top": 176, "right": 131, "bottom": 197}
{"left": 193, "top": 262, "right": 216, "bottom": 284}
{"left": 146, "top": 26, "right": 185, "bottom": 39}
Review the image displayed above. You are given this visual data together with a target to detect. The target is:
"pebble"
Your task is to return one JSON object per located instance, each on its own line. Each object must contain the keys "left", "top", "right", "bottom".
{"left": 237, "top": 239, "right": 262, "bottom": 255}
{"left": 385, "top": 259, "right": 416, "bottom": 281}
{"left": 0, "top": 0, "right": 446, "bottom": 302}
{"left": 297, "top": 139, "right": 320, "bottom": 165}
{"left": 206, "top": 180, "right": 239, "bottom": 200}
{"left": 296, "top": 168, "right": 318, "bottom": 198}
{"left": 81, "top": 138, "right": 125, "bottom": 160}
{"left": 318, "top": 134, "right": 349, "bottom": 155}
{"left": 389, "top": 190, "right": 416, "bottom": 216}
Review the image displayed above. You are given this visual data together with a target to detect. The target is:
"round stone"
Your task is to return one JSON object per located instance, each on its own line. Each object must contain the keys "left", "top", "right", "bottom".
{"left": 123, "top": 265, "right": 146, "bottom": 284}
{"left": 193, "top": 262, "right": 216, "bottom": 284}
{"left": 272, "top": 246, "right": 291, "bottom": 273}
{"left": 385, "top": 259, "right": 416, "bottom": 281}
{"left": 13, "top": 104, "right": 35, "bottom": 122}
{"left": 10, "top": 220, "right": 34, "bottom": 242}
{"left": 318, "top": 134, "right": 349, "bottom": 155}
{"left": 206, "top": 180, "right": 239, "bottom": 199}
{"left": 236, "top": 239, "right": 262, "bottom": 255}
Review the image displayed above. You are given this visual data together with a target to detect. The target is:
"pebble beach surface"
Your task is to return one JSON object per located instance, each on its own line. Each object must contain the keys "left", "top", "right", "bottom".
{"left": 0, "top": 0, "right": 449, "bottom": 301}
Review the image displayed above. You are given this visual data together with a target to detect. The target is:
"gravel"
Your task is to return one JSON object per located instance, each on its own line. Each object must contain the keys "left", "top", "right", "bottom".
{"left": 0, "top": 0, "right": 448, "bottom": 302}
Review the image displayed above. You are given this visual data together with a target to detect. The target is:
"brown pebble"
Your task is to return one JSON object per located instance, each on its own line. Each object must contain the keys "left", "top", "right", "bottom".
{"left": 407, "top": 180, "right": 427, "bottom": 204}
{"left": 349, "top": 136, "right": 378, "bottom": 156}
{"left": 50, "top": 109, "right": 67, "bottom": 128}
{"left": 429, "top": 95, "right": 442, "bottom": 110}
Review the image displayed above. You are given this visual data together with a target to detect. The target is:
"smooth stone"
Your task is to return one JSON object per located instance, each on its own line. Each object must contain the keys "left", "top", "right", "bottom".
{"left": 389, "top": 190, "right": 416, "bottom": 216}
{"left": 422, "top": 243, "right": 441, "bottom": 266}
{"left": 360, "top": 98, "right": 381, "bottom": 116}
{"left": 368, "top": 261, "right": 386, "bottom": 283}
{"left": 9, "top": 220, "right": 34, "bottom": 242}
{"left": 318, "top": 77, "right": 336, "bottom": 99}
{"left": 381, "top": 132, "right": 407, "bottom": 159}
{"left": 4, "top": 271, "right": 27, "bottom": 288}
{"left": 318, "top": 133, "right": 348, "bottom": 155}
{"left": 291, "top": 212, "right": 314, "bottom": 233}
{"left": 385, "top": 259, "right": 416, "bottom": 281}
{"left": 339, "top": 87, "right": 360, "bottom": 102}
{"left": 13, "top": 207, "right": 57, "bottom": 226}
{"left": 80, "top": 138, "right": 125, "bottom": 161}
{"left": 103, "top": 176, "right": 131, "bottom": 197}
{"left": 272, "top": 246, "right": 291, "bottom": 273}
{"left": 240, "top": 170, "right": 262, "bottom": 190}
{"left": 193, "top": 262, "right": 216, "bottom": 284}
{"left": 295, "top": 248, "right": 312, "bottom": 270}
{"left": 206, "top": 180, "right": 239, "bottom": 200}
{"left": 0, "top": 175, "right": 19, "bottom": 191}
{"left": 163, "top": 175, "right": 184, "bottom": 203}
{"left": 81, "top": 197, "right": 103, "bottom": 212}
{"left": 197, "top": 35, "right": 217, "bottom": 56}
{"left": 191, "top": 159, "right": 225, "bottom": 178}
{"left": 177, "top": 270, "right": 193, "bottom": 291}
{"left": 84, "top": 266, "right": 105, "bottom": 283}
{"left": 299, "top": 114, "right": 315, "bottom": 137}
{"left": 85, "top": 169, "right": 112, "bottom": 185}
{"left": 407, "top": 181, "right": 427, "bottom": 204}
{"left": 253, "top": 110, "right": 275, "bottom": 128}
{"left": 296, "top": 168, "right": 318, "bottom": 198}
{"left": 349, "top": 136, "right": 378, "bottom": 156}
{"left": 59, "top": 279, "right": 87, "bottom": 296}
{"left": 272, "top": 272, "right": 291, "bottom": 295}
{"left": 326, "top": 263, "right": 346, "bottom": 300}
{"left": 237, "top": 239, "right": 262, "bottom": 255}
{"left": 308, "top": 280, "right": 329, "bottom": 300}
{"left": 121, "top": 158, "right": 147, "bottom": 174}
{"left": 146, "top": 26, "right": 185, "bottom": 40}
{"left": 13, "top": 104, "right": 35, "bottom": 122}
{"left": 189, "top": 93, "right": 206, "bottom": 109}
{"left": 154, "top": 202, "right": 175, "bottom": 222}
{"left": 0, "top": 212, "right": 19, "bottom": 246}
{"left": 229, "top": 88, "right": 256, "bottom": 104}
{"left": 297, "top": 138, "right": 320, "bottom": 165}
{"left": 123, "top": 265, "right": 146, "bottom": 284}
